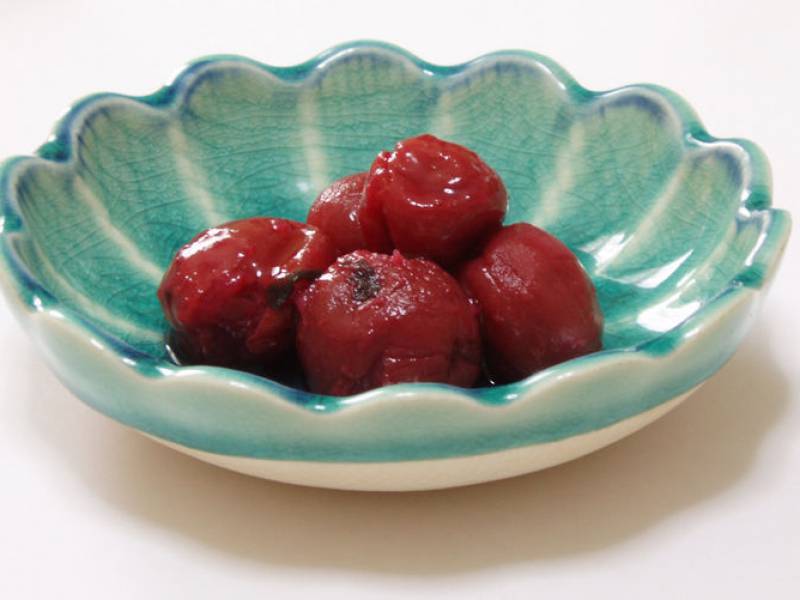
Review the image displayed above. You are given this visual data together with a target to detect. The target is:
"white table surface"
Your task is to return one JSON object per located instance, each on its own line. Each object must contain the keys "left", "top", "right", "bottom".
{"left": 1, "top": 1, "right": 797, "bottom": 598}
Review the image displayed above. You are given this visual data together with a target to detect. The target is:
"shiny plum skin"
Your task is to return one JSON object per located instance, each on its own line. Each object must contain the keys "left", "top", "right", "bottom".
{"left": 459, "top": 223, "right": 603, "bottom": 383}
{"left": 158, "top": 218, "right": 337, "bottom": 368}
{"left": 295, "top": 250, "right": 481, "bottom": 395}
{"left": 306, "top": 172, "right": 392, "bottom": 255}
{"left": 365, "top": 134, "right": 507, "bottom": 266}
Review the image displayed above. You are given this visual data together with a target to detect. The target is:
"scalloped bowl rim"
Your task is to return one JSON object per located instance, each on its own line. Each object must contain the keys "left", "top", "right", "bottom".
{"left": 0, "top": 41, "right": 791, "bottom": 442}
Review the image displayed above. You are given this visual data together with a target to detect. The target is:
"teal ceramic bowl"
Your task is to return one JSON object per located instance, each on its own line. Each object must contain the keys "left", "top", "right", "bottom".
{"left": 0, "top": 42, "right": 790, "bottom": 490}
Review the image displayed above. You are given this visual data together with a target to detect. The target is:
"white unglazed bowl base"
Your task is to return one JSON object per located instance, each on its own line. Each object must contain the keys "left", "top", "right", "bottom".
{"left": 146, "top": 389, "right": 696, "bottom": 491}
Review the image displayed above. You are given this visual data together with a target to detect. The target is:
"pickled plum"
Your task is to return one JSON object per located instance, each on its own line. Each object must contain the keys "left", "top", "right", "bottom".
{"left": 306, "top": 172, "right": 392, "bottom": 255}
{"left": 365, "top": 134, "right": 507, "bottom": 266}
{"left": 158, "top": 218, "right": 337, "bottom": 368}
{"left": 295, "top": 250, "right": 482, "bottom": 395}
{"left": 459, "top": 223, "right": 603, "bottom": 382}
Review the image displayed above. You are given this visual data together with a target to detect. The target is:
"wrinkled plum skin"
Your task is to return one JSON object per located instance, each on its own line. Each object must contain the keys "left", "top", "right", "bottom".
{"left": 306, "top": 172, "right": 392, "bottom": 255}
{"left": 459, "top": 223, "right": 603, "bottom": 383}
{"left": 158, "top": 218, "right": 337, "bottom": 368}
{"left": 296, "top": 250, "right": 482, "bottom": 396}
{"left": 365, "top": 134, "right": 507, "bottom": 266}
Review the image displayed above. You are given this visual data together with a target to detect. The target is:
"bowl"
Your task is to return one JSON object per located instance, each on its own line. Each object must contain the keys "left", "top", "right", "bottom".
{"left": 0, "top": 42, "right": 790, "bottom": 491}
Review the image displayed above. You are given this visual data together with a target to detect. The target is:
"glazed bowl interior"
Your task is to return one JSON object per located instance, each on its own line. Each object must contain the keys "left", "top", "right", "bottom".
{"left": 0, "top": 42, "right": 788, "bottom": 430}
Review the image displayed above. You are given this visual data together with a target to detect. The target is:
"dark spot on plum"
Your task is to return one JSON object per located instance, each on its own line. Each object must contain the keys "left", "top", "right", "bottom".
{"left": 266, "top": 269, "right": 324, "bottom": 309}
{"left": 349, "top": 259, "right": 381, "bottom": 303}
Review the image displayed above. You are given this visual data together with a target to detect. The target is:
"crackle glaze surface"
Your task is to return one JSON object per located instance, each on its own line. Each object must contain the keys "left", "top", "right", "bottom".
{"left": 0, "top": 42, "right": 790, "bottom": 472}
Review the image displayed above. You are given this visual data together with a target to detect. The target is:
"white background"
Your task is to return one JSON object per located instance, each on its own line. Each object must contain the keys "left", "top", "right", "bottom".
{"left": 0, "top": 1, "right": 797, "bottom": 598}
